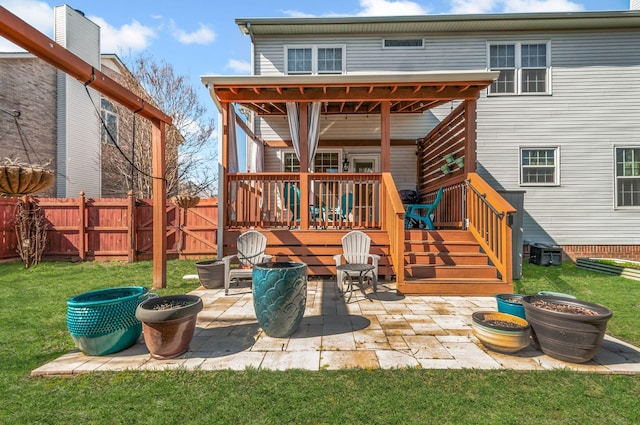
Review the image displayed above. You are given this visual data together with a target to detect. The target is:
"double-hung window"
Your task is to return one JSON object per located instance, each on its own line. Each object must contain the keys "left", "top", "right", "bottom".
{"left": 286, "top": 45, "right": 345, "bottom": 75}
{"left": 488, "top": 42, "right": 550, "bottom": 95}
{"left": 615, "top": 147, "right": 640, "bottom": 207}
{"left": 282, "top": 151, "right": 340, "bottom": 172}
{"left": 100, "top": 97, "right": 118, "bottom": 145}
{"left": 520, "top": 147, "right": 558, "bottom": 185}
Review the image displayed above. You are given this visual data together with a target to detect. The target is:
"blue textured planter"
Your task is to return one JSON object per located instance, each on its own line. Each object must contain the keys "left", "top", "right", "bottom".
{"left": 252, "top": 262, "right": 307, "bottom": 337}
{"left": 495, "top": 294, "right": 526, "bottom": 319}
{"left": 67, "top": 286, "right": 149, "bottom": 356}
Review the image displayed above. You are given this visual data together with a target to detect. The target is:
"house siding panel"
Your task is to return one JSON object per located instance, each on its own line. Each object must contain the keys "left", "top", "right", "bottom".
{"left": 251, "top": 27, "right": 640, "bottom": 246}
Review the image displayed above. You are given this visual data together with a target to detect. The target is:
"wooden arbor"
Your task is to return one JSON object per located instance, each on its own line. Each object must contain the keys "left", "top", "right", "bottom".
{"left": 0, "top": 7, "right": 172, "bottom": 288}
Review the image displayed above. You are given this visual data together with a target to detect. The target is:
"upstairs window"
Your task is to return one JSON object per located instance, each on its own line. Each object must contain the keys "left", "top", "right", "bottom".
{"left": 489, "top": 42, "right": 550, "bottom": 95}
{"left": 286, "top": 45, "right": 345, "bottom": 75}
{"left": 100, "top": 97, "right": 118, "bottom": 145}
{"left": 520, "top": 147, "right": 558, "bottom": 185}
{"left": 616, "top": 147, "right": 640, "bottom": 207}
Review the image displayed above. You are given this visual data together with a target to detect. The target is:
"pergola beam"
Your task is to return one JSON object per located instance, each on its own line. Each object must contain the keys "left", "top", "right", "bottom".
{"left": 1, "top": 6, "right": 172, "bottom": 289}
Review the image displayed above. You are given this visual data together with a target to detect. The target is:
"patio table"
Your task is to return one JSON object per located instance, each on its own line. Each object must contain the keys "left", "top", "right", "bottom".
{"left": 336, "top": 263, "right": 376, "bottom": 302}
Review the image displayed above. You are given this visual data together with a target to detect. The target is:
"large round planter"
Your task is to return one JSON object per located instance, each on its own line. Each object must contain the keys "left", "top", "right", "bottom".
{"left": 495, "top": 293, "right": 526, "bottom": 320}
{"left": 66, "top": 286, "right": 149, "bottom": 356}
{"left": 136, "top": 295, "right": 203, "bottom": 359}
{"left": 252, "top": 262, "right": 307, "bottom": 338}
{"left": 522, "top": 295, "right": 612, "bottom": 363}
{"left": 471, "top": 311, "right": 531, "bottom": 354}
{"left": 195, "top": 260, "right": 225, "bottom": 289}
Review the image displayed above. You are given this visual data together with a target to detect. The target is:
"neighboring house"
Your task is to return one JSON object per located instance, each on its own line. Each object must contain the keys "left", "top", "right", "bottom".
{"left": 0, "top": 5, "right": 162, "bottom": 198}
{"left": 202, "top": 2, "right": 640, "bottom": 293}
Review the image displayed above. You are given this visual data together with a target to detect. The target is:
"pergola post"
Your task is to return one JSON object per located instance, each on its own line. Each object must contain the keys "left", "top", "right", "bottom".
{"left": 464, "top": 98, "right": 477, "bottom": 174}
{"left": 380, "top": 101, "right": 391, "bottom": 172}
{"left": 299, "top": 102, "right": 310, "bottom": 230}
{"left": 1, "top": 7, "right": 173, "bottom": 289}
{"left": 152, "top": 119, "right": 167, "bottom": 289}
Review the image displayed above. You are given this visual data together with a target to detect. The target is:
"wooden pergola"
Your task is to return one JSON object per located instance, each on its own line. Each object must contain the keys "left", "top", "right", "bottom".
{"left": 0, "top": 7, "right": 172, "bottom": 288}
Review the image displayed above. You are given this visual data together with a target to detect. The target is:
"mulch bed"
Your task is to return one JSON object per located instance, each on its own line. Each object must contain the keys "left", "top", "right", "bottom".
{"left": 531, "top": 299, "right": 598, "bottom": 316}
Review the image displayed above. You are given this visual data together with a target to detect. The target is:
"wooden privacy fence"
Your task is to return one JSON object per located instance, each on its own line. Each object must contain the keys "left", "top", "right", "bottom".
{"left": 0, "top": 193, "right": 218, "bottom": 262}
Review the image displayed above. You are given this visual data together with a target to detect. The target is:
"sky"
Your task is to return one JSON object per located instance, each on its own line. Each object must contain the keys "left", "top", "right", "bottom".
{"left": 0, "top": 0, "right": 632, "bottom": 171}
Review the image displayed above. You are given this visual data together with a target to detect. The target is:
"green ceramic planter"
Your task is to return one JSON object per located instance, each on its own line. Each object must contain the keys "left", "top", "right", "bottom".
{"left": 67, "top": 286, "right": 149, "bottom": 356}
{"left": 252, "top": 262, "right": 307, "bottom": 337}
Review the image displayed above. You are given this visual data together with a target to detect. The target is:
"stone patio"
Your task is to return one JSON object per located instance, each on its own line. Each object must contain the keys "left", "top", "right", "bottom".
{"left": 32, "top": 278, "right": 640, "bottom": 376}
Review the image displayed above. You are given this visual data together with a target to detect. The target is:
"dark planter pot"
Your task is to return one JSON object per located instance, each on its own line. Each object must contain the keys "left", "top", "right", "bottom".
{"left": 66, "top": 286, "right": 149, "bottom": 356}
{"left": 522, "top": 295, "right": 612, "bottom": 363}
{"left": 471, "top": 311, "right": 531, "bottom": 354}
{"left": 252, "top": 262, "right": 307, "bottom": 338}
{"left": 495, "top": 293, "right": 526, "bottom": 319}
{"left": 195, "top": 260, "right": 225, "bottom": 289}
{"left": 136, "top": 295, "right": 203, "bottom": 359}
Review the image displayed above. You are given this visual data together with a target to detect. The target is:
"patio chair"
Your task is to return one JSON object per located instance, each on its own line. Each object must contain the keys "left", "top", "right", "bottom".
{"left": 221, "top": 230, "right": 272, "bottom": 295}
{"left": 333, "top": 230, "right": 380, "bottom": 289}
{"left": 283, "top": 182, "right": 325, "bottom": 228}
{"left": 404, "top": 186, "right": 444, "bottom": 230}
{"left": 327, "top": 192, "right": 353, "bottom": 226}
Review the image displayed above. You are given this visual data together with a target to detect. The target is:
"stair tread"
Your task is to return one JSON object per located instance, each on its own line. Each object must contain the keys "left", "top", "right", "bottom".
{"left": 405, "top": 251, "right": 487, "bottom": 256}
{"left": 403, "top": 277, "right": 504, "bottom": 283}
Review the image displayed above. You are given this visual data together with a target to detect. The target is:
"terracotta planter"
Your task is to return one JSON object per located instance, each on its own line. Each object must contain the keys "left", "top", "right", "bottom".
{"left": 136, "top": 295, "right": 203, "bottom": 359}
{"left": 522, "top": 295, "right": 612, "bottom": 363}
{"left": 471, "top": 311, "right": 531, "bottom": 354}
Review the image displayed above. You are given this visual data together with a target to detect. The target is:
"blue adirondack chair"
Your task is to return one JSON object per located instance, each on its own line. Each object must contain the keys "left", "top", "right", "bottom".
{"left": 283, "top": 182, "right": 324, "bottom": 227}
{"left": 327, "top": 192, "right": 353, "bottom": 224}
{"left": 404, "top": 186, "right": 444, "bottom": 230}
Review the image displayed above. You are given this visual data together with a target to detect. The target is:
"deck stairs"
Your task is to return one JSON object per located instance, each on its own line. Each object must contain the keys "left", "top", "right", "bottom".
{"left": 397, "top": 229, "right": 513, "bottom": 296}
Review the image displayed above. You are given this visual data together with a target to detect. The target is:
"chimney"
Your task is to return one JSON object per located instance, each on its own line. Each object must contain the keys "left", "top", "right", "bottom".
{"left": 631, "top": 0, "right": 640, "bottom": 10}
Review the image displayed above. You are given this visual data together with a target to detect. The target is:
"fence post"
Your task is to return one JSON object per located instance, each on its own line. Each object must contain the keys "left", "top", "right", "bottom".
{"left": 78, "top": 192, "right": 86, "bottom": 261}
{"left": 127, "top": 190, "right": 136, "bottom": 263}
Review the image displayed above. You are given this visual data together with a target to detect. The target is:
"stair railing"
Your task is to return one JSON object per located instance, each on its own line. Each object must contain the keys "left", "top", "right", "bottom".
{"left": 464, "top": 173, "right": 516, "bottom": 284}
{"left": 380, "top": 173, "right": 405, "bottom": 283}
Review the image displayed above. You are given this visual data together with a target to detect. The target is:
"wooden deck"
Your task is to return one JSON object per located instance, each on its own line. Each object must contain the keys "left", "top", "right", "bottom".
{"left": 224, "top": 228, "right": 513, "bottom": 296}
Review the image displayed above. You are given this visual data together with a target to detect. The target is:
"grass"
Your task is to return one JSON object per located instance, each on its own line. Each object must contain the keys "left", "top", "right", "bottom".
{"left": 0, "top": 259, "right": 639, "bottom": 424}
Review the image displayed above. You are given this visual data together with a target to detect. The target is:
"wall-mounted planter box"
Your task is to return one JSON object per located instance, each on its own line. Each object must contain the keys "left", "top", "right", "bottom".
{"left": 576, "top": 258, "right": 640, "bottom": 282}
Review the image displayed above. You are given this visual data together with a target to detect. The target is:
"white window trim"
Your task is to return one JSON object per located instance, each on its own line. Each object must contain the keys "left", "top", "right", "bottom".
{"left": 381, "top": 38, "right": 425, "bottom": 49}
{"left": 519, "top": 146, "right": 560, "bottom": 186}
{"left": 284, "top": 44, "right": 346, "bottom": 75}
{"left": 487, "top": 40, "right": 552, "bottom": 96}
{"left": 614, "top": 145, "right": 640, "bottom": 209}
{"left": 281, "top": 149, "right": 343, "bottom": 172}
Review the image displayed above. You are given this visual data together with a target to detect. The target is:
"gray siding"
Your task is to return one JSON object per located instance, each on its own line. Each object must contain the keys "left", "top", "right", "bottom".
{"left": 252, "top": 28, "right": 640, "bottom": 245}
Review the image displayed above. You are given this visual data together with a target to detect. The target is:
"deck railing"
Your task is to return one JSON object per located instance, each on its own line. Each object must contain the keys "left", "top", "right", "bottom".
{"left": 465, "top": 173, "right": 516, "bottom": 284}
{"left": 381, "top": 173, "right": 405, "bottom": 282}
{"left": 225, "top": 173, "right": 382, "bottom": 230}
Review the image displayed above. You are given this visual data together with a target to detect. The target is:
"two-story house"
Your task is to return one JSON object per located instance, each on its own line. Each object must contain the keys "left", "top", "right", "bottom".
{"left": 202, "top": 4, "right": 640, "bottom": 295}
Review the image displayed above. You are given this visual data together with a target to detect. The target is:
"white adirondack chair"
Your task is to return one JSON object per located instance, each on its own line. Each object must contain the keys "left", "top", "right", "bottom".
{"left": 333, "top": 230, "right": 380, "bottom": 288}
{"left": 222, "top": 230, "right": 272, "bottom": 295}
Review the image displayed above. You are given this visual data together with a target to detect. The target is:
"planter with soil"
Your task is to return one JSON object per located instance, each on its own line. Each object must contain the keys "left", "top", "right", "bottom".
{"left": 522, "top": 295, "right": 612, "bottom": 363}
{"left": 471, "top": 311, "right": 531, "bottom": 354}
{"left": 495, "top": 293, "right": 526, "bottom": 320}
{"left": 136, "top": 295, "right": 203, "bottom": 359}
{"left": 67, "top": 286, "right": 150, "bottom": 356}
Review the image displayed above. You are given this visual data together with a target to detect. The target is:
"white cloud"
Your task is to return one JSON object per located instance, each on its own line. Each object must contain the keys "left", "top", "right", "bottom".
{"left": 226, "top": 59, "right": 252, "bottom": 74}
{"left": 357, "top": 0, "right": 429, "bottom": 16}
{"left": 170, "top": 20, "right": 216, "bottom": 45}
{"left": 281, "top": 10, "right": 317, "bottom": 18}
{"left": 89, "top": 16, "right": 156, "bottom": 54}
{"left": 0, "top": 0, "right": 53, "bottom": 51}
{"left": 449, "top": 0, "right": 584, "bottom": 14}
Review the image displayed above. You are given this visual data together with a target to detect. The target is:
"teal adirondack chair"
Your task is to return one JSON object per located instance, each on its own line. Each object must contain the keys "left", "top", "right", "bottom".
{"left": 283, "top": 182, "right": 324, "bottom": 227}
{"left": 404, "top": 186, "right": 444, "bottom": 230}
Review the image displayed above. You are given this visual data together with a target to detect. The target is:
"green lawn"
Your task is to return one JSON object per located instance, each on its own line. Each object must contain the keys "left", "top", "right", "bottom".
{"left": 0, "top": 259, "right": 639, "bottom": 424}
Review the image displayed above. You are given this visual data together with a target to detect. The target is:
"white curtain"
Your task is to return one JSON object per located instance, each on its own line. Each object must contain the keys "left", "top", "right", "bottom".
{"left": 286, "top": 101, "right": 321, "bottom": 171}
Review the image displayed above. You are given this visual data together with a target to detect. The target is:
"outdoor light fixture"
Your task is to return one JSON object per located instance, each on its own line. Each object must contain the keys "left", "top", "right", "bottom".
{"left": 342, "top": 156, "right": 350, "bottom": 172}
